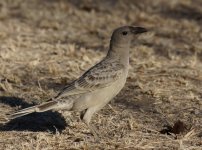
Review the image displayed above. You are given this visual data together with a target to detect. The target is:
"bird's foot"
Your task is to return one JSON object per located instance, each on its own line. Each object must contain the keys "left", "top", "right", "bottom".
{"left": 87, "top": 124, "right": 101, "bottom": 142}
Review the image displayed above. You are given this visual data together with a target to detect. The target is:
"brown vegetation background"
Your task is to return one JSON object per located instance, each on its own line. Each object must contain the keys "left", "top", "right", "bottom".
{"left": 0, "top": 0, "right": 201, "bottom": 149}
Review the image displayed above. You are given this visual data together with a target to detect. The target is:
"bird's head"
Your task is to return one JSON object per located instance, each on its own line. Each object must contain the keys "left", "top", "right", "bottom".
{"left": 110, "top": 26, "right": 147, "bottom": 48}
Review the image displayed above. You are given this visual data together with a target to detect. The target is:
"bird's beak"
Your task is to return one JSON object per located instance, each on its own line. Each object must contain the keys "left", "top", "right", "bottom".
{"left": 130, "top": 26, "right": 147, "bottom": 34}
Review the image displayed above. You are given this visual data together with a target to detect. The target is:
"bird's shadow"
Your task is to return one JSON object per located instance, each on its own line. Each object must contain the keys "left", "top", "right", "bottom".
{"left": 0, "top": 96, "right": 67, "bottom": 133}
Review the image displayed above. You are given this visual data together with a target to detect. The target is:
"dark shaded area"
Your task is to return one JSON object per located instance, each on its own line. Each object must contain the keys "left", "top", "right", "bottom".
{"left": 0, "top": 96, "right": 67, "bottom": 133}
{"left": 160, "top": 120, "right": 187, "bottom": 135}
{"left": 0, "top": 96, "right": 35, "bottom": 108}
{"left": 161, "top": 3, "right": 202, "bottom": 24}
{"left": 69, "top": 0, "right": 117, "bottom": 12}
{"left": 198, "top": 132, "right": 202, "bottom": 138}
{"left": 114, "top": 83, "right": 156, "bottom": 113}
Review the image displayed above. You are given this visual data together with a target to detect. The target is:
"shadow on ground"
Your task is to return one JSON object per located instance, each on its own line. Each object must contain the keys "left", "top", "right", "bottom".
{"left": 0, "top": 96, "right": 67, "bottom": 133}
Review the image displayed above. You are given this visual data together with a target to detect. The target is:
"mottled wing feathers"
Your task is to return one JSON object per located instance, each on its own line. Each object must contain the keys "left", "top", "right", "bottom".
{"left": 55, "top": 58, "right": 124, "bottom": 99}
{"left": 77, "top": 60, "right": 123, "bottom": 89}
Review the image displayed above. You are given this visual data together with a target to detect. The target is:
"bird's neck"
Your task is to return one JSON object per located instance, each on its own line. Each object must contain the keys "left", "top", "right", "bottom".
{"left": 107, "top": 45, "right": 130, "bottom": 67}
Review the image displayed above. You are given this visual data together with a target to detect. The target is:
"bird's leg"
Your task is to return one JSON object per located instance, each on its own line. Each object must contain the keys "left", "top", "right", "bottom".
{"left": 81, "top": 107, "right": 101, "bottom": 141}
{"left": 86, "top": 123, "right": 99, "bottom": 141}
{"left": 80, "top": 109, "right": 87, "bottom": 120}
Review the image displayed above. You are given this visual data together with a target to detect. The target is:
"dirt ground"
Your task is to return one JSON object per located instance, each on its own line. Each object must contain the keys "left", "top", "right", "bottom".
{"left": 0, "top": 0, "right": 201, "bottom": 149}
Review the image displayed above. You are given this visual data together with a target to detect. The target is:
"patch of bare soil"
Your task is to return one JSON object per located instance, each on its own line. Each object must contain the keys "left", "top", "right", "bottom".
{"left": 0, "top": 0, "right": 201, "bottom": 149}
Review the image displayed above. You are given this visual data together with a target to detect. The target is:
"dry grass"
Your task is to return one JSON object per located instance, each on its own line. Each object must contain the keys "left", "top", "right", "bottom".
{"left": 0, "top": 0, "right": 201, "bottom": 149}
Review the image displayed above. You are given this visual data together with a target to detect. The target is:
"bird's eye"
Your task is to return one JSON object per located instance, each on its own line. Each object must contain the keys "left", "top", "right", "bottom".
{"left": 122, "top": 31, "right": 128, "bottom": 36}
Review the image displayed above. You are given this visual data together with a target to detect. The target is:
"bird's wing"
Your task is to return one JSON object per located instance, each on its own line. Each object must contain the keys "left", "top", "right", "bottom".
{"left": 55, "top": 58, "right": 124, "bottom": 99}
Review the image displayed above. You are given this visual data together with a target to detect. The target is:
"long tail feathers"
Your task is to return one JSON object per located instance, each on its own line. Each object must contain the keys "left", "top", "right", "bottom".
{"left": 7, "top": 100, "right": 58, "bottom": 120}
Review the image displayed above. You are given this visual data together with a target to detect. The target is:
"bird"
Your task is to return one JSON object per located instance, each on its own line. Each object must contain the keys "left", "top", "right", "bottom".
{"left": 4, "top": 26, "right": 147, "bottom": 139}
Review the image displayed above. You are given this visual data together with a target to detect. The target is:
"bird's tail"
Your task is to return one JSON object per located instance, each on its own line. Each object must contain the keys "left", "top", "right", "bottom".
{"left": 7, "top": 100, "right": 58, "bottom": 120}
